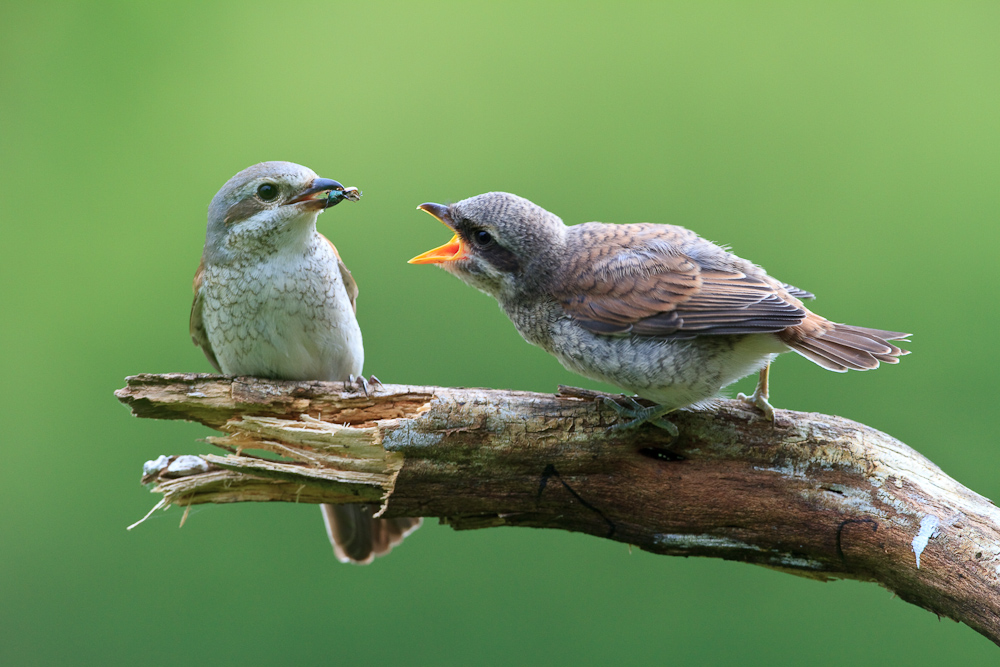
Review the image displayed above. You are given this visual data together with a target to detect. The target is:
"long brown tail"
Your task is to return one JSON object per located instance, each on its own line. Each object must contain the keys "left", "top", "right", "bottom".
{"left": 321, "top": 503, "right": 423, "bottom": 565}
{"left": 779, "top": 314, "right": 910, "bottom": 372}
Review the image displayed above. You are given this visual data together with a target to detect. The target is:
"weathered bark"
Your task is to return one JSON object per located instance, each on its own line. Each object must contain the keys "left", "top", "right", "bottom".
{"left": 116, "top": 373, "right": 1000, "bottom": 646}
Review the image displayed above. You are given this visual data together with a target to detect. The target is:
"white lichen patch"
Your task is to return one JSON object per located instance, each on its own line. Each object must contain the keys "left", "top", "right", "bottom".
{"left": 655, "top": 534, "right": 762, "bottom": 551}
{"left": 806, "top": 485, "right": 888, "bottom": 521}
{"left": 770, "top": 555, "right": 824, "bottom": 570}
{"left": 165, "top": 455, "right": 212, "bottom": 477}
{"left": 875, "top": 486, "right": 915, "bottom": 519}
{"left": 654, "top": 535, "right": 824, "bottom": 571}
{"left": 382, "top": 420, "right": 444, "bottom": 450}
{"left": 142, "top": 455, "right": 212, "bottom": 479}
{"left": 912, "top": 514, "right": 940, "bottom": 569}
{"left": 753, "top": 464, "right": 808, "bottom": 479}
{"left": 142, "top": 455, "right": 171, "bottom": 477}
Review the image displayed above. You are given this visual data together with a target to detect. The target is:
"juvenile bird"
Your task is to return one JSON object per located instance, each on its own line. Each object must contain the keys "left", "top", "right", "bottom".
{"left": 191, "top": 161, "right": 420, "bottom": 562}
{"left": 410, "top": 192, "right": 908, "bottom": 431}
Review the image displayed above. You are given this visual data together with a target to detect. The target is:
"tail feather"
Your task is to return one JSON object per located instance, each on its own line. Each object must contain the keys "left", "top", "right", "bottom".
{"left": 789, "top": 343, "right": 850, "bottom": 372}
{"left": 796, "top": 338, "right": 876, "bottom": 370}
{"left": 321, "top": 503, "right": 422, "bottom": 565}
{"left": 781, "top": 316, "right": 910, "bottom": 372}
{"left": 818, "top": 329, "right": 895, "bottom": 355}
{"left": 837, "top": 324, "right": 911, "bottom": 342}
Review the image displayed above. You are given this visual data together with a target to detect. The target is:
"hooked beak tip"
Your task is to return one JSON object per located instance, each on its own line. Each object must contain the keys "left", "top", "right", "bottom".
{"left": 417, "top": 202, "right": 452, "bottom": 226}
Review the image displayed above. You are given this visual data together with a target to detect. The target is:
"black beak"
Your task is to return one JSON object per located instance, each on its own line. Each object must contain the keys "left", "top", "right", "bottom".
{"left": 417, "top": 202, "right": 455, "bottom": 228}
{"left": 286, "top": 178, "right": 346, "bottom": 207}
{"left": 285, "top": 178, "right": 361, "bottom": 211}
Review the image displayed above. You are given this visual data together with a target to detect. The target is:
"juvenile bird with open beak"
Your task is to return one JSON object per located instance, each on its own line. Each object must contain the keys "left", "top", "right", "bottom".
{"left": 410, "top": 192, "right": 908, "bottom": 432}
{"left": 191, "top": 161, "right": 420, "bottom": 563}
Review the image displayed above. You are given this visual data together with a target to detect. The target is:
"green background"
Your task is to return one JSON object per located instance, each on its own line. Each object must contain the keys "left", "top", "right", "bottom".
{"left": 3, "top": 2, "right": 998, "bottom": 664}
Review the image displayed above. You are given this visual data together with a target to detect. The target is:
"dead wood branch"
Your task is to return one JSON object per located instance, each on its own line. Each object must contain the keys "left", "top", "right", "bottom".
{"left": 116, "top": 373, "right": 1000, "bottom": 646}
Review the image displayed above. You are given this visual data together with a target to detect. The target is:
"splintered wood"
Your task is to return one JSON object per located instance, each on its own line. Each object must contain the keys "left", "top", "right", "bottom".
{"left": 116, "top": 373, "right": 1000, "bottom": 646}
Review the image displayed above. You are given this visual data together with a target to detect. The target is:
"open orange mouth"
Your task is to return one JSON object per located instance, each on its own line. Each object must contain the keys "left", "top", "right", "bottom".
{"left": 408, "top": 233, "right": 466, "bottom": 264}
{"left": 408, "top": 203, "right": 468, "bottom": 264}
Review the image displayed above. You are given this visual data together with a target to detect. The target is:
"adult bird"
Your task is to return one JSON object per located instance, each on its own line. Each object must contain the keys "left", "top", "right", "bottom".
{"left": 410, "top": 192, "right": 908, "bottom": 432}
{"left": 191, "top": 161, "right": 420, "bottom": 563}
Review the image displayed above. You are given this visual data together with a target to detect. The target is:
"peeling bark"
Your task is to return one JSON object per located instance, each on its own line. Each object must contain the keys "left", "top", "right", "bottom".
{"left": 116, "top": 373, "right": 1000, "bottom": 646}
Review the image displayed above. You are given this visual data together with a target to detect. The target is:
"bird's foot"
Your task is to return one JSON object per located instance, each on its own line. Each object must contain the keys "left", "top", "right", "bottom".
{"left": 737, "top": 389, "right": 775, "bottom": 421}
{"left": 600, "top": 395, "right": 679, "bottom": 437}
{"left": 347, "top": 374, "right": 382, "bottom": 397}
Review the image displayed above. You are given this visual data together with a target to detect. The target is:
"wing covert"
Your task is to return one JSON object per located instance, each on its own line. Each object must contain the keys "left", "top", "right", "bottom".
{"left": 190, "top": 257, "right": 222, "bottom": 372}
{"left": 321, "top": 234, "right": 358, "bottom": 313}
{"left": 555, "top": 225, "right": 807, "bottom": 338}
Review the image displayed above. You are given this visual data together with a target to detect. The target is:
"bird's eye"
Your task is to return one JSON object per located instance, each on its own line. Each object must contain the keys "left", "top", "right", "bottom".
{"left": 473, "top": 230, "right": 493, "bottom": 247}
{"left": 256, "top": 183, "right": 279, "bottom": 201}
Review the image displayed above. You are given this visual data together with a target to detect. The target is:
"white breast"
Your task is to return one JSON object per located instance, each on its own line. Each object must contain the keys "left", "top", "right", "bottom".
{"left": 201, "top": 236, "right": 364, "bottom": 382}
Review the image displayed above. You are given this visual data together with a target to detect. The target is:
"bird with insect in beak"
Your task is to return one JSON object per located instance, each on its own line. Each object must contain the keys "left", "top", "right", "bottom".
{"left": 409, "top": 192, "right": 909, "bottom": 433}
{"left": 191, "top": 161, "right": 420, "bottom": 563}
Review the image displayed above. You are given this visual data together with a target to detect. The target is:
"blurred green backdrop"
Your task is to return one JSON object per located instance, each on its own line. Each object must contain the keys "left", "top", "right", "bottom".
{"left": 3, "top": 1, "right": 999, "bottom": 664}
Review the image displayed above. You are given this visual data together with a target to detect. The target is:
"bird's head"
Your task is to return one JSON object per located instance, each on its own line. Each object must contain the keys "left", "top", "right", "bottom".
{"left": 204, "top": 161, "right": 360, "bottom": 260}
{"left": 409, "top": 192, "right": 567, "bottom": 301}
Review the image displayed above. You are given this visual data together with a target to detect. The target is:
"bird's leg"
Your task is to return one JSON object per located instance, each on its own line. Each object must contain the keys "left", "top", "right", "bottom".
{"left": 347, "top": 374, "right": 382, "bottom": 397}
{"left": 600, "top": 395, "right": 679, "bottom": 437}
{"left": 737, "top": 363, "right": 775, "bottom": 421}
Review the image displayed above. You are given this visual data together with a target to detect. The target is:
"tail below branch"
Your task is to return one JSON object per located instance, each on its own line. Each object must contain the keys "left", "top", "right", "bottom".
{"left": 321, "top": 503, "right": 423, "bottom": 565}
{"left": 780, "top": 317, "right": 910, "bottom": 373}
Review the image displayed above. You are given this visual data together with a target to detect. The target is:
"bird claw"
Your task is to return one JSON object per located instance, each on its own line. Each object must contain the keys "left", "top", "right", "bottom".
{"left": 648, "top": 417, "right": 680, "bottom": 437}
{"left": 600, "top": 395, "right": 678, "bottom": 436}
{"left": 346, "top": 374, "right": 382, "bottom": 397}
{"left": 737, "top": 390, "right": 775, "bottom": 421}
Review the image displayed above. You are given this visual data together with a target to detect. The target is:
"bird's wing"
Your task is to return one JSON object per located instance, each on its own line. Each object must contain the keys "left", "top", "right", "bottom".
{"left": 321, "top": 234, "right": 358, "bottom": 313}
{"left": 781, "top": 283, "right": 815, "bottom": 300}
{"left": 555, "top": 224, "right": 807, "bottom": 337}
{"left": 190, "top": 257, "right": 222, "bottom": 372}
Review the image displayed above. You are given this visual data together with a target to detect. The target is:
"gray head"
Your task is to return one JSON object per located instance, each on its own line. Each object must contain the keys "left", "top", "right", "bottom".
{"left": 203, "top": 161, "right": 355, "bottom": 262}
{"left": 409, "top": 192, "right": 567, "bottom": 301}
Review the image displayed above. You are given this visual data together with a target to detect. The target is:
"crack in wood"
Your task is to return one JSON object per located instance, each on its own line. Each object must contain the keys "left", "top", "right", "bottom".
{"left": 116, "top": 374, "right": 1000, "bottom": 647}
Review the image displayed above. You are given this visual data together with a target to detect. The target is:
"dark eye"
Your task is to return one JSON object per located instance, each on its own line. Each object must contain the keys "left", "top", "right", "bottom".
{"left": 472, "top": 230, "right": 493, "bottom": 247}
{"left": 256, "top": 183, "right": 279, "bottom": 201}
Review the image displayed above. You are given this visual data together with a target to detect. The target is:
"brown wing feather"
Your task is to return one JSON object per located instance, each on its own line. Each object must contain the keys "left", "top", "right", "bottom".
{"left": 782, "top": 283, "right": 815, "bottom": 300}
{"left": 556, "top": 224, "right": 807, "bottom": 338}
{"left": 189, "top": 256, "right": 221, "bottom": 372}
{"left": 321, "top": 234, "right": 358, "bottom": 313}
